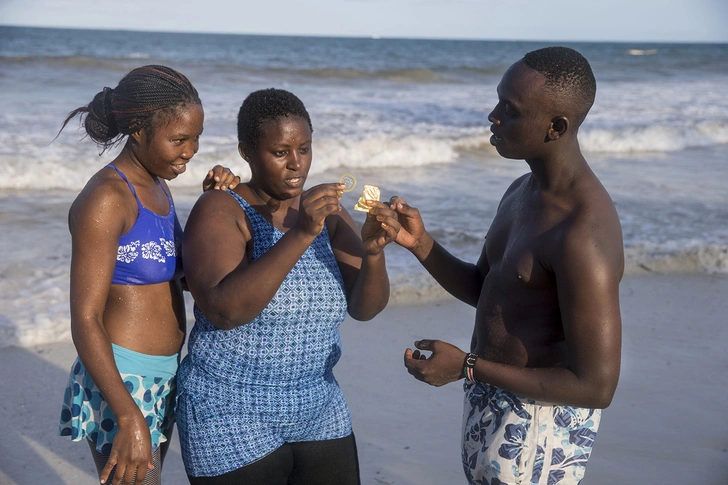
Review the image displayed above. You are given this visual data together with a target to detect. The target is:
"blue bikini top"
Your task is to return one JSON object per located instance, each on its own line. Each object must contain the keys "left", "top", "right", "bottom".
{"left": 108, "top": 165, "right": 183, "bottom": 286}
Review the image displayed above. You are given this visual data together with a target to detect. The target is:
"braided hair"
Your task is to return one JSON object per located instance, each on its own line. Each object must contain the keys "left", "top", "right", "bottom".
{"left": 59, "top": 65, "right": 201, "bottom": 153}
{"left": 237, "top": 88, "right": 312, "bottom": 151}
{"left": 522, "top": 47, "right": 596, "bottom": 127}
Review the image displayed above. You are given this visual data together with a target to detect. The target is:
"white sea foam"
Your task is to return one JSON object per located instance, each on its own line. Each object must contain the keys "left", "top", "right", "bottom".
{"left": 122, "top": 52, "right": 151, "bottom": 60}
{"left": 625, "top": 242, "right": 728, "bottom": 275}
{"left": 5, "top": 121, "right": 726, "bottom": 190}
{"left": 0, "top": 265, "right": 71, "bottom": 347}
{"left": 581, "top": 121, "right": 728, "bottom": 153}
{"left": 627, "top": 49, "right": 659, "bottom": 56}
{"left": 312, "top": 135, "right": 458, "bottom": 173}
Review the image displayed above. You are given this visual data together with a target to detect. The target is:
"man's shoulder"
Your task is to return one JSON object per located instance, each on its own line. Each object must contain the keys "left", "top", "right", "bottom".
{"left": 555, "top": 174, "right": 624, "bottom": 272}
{"left": 507, "top": 173, "right": 530, "bottom": 193}
{"left": 572, "top": 172, "right": 619, "bottom": 224}
{"left": 498, "top": 173, "right": 530, "bottom": 207}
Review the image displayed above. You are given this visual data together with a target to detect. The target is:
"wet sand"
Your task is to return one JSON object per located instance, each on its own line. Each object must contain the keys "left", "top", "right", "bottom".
{"left": 1, "top": 273, "right": 727, "bottom": 484}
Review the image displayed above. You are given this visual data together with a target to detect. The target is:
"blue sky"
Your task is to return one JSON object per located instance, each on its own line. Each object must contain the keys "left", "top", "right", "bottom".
{"left": 2, "top": 0, "right": 727, "bottom": 43}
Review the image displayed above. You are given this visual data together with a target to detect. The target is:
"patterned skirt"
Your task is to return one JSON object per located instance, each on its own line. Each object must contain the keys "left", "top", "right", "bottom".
{"left": 58, "top": 344, "right": 178, "bottom": 454}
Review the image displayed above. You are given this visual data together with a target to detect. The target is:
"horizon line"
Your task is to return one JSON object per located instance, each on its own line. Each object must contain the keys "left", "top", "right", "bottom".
{"left": 2, "top": 23, "right": 726, "bottom": 46}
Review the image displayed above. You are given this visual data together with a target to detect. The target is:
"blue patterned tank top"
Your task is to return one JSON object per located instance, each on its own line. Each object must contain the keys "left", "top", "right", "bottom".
{"left": 178, "top": 189, "right": 349, "bottom": 423}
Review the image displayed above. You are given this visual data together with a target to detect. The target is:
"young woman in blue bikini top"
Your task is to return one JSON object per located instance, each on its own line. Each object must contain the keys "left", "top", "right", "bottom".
{"left": 56, "top": 65, "right": 238, "bottom": 485}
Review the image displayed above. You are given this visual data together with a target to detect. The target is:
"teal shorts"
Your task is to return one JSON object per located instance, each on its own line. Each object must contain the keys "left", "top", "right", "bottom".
{"left": 58, "top": 344, "right": 178, "bottom": 454}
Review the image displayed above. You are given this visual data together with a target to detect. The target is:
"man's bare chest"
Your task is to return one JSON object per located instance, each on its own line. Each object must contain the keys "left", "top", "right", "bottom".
{"left": 484, "top": 206, "right": 555, "bottom": 288}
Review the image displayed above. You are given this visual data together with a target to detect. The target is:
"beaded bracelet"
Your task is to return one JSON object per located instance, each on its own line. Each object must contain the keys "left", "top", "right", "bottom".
{"left": 462, "top": 352, "right": 478, "bottom": 381}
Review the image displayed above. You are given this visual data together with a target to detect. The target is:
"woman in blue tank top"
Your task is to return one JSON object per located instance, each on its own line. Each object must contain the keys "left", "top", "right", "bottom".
{"left": 55, "top": 65, "right": 239, "bottom": 485}
{"left": 178, "top": 88, "right": 402, "bottom": 484}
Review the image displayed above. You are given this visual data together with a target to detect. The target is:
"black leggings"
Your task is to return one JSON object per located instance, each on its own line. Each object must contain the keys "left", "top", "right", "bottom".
{"left": 187, "top": 434, "right": 360, "bottom": 485}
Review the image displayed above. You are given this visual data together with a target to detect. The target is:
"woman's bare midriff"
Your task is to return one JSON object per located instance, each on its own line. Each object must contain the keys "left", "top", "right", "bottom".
{"left": 102, "top": 280, "right": 186, "bottom": 356}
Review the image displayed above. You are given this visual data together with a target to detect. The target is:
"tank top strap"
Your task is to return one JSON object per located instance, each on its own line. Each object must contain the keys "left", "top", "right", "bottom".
{"left": 227, "top": 189, "right": 250, "bottom": 208}
{"left": 106, "top": 164, "right": 142, "bottom": 210}
{"left": 227, "top": 189, "right": 265, "bottom": 225}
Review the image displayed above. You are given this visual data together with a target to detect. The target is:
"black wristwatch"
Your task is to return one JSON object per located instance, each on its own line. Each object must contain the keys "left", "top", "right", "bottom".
{"left": 463, "top": 352, "right": 478, "bottom": 381}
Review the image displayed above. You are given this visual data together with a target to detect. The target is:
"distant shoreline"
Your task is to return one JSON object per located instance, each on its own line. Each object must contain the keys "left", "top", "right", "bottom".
{"left": 2, "top": 24, "right": 726, "bottom": 46}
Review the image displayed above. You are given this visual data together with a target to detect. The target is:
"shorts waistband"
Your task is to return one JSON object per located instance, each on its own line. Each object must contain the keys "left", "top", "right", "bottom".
{"left": 112, "top": 343, "right": 178, "bottom": 378}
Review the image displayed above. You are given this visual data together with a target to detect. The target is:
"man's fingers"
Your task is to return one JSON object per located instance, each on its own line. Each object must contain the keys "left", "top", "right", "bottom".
{"left": 404, "top": 348, "right": 413, "bottom": 366}
{"left": 404, "top": 348, "right": 423, "bottom": 367}
{"left": 415, "top": 339, "right": 434, "bottom": 351}
{"left": 404, "top": 349, "right": 418, "bottom": 367}
{"left": 391, "top": 197, "right": 418, "bottom": 217}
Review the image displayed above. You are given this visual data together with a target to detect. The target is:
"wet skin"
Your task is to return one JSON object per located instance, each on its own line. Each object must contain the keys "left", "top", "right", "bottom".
{"left": 69, "top": 103, "right": 240, "bottom": 485}
{"left": 71, "top": 104, "right": 205, "bottom": 358}
{"left": 397, "top": 60, "right": 624, "bottom": 409}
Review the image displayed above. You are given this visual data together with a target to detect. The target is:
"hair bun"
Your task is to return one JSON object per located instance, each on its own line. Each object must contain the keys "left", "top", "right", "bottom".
{"left": 102, "top": 86, "right": 114, "bottom": 108}
{"left": 85, "top": 87, "right": 119, "bottom": 142}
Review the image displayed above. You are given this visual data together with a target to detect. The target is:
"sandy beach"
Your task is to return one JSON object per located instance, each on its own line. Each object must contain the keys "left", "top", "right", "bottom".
{"left": 1, "top": 272, "right": 727, "bottom": 484}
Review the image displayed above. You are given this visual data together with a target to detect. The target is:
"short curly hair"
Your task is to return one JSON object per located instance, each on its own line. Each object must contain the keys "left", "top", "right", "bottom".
{"left": 523, "top": 46, "right": 596, "bottom": 127}
{"left": 237, "top": 88, "right": 313, "bottom": 150}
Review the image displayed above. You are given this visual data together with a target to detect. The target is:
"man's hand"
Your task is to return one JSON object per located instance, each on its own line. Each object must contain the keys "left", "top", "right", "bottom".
{"left": 404, "top": 339, "right": 467, "bottom": 387}
{"left": 360, "top": 201, "right": 401, "bottom": 255}
{"left": 390, "top": 196, "right": 430, "bottom": 256}
{"left": 202, "top": 165, "right": 241, "bottom": 192}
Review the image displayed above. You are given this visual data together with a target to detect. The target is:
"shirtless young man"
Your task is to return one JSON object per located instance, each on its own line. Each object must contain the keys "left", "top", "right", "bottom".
{"left": 391, "top": 47, "right": 624, "bottom": 484}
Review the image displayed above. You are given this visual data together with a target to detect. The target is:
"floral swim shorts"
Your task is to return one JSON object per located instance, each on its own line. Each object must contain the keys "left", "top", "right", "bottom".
{"left": 58, "top": 344, "right": 178, "bottom": 454}
{"left": 462, "top": 381, "right": 601, "bottom": 485}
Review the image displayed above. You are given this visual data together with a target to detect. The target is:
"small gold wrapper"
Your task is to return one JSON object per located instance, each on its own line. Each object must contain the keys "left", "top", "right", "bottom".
{"left": 354, "top": 185, "right": 380, "bottom": 212}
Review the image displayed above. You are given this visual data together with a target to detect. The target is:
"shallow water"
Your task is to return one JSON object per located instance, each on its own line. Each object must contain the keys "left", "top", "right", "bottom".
{"left": 1, "top": 27, "right": 727, "bottom": 347}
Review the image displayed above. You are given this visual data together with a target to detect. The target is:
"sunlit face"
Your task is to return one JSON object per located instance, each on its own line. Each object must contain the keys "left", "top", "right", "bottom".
{"left": 242, "top": 115, "right": 313, "bottom": 201}
{"left": 136, "top": 103, "right": 204, "bottom": 180}
{"left": 487, "top": 61, "right": 552, "bottom": 161}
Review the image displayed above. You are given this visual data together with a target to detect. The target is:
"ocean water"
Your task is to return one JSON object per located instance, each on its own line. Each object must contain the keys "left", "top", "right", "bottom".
{"left": 1, "top": 26, "right": 727, "bottom": 347}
